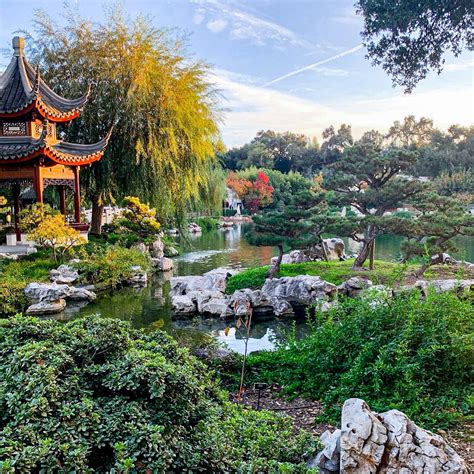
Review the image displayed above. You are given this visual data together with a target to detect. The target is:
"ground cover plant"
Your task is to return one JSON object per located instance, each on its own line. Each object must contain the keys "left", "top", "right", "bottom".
{"left": 0, "top": 316, "right": 317, "bottom": 472}
{"left": 238, "top": 291, "right": 473, "bottom": 429}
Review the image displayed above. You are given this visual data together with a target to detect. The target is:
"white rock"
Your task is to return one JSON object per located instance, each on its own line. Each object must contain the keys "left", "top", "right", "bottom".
{"left": 379, "top": 409, "right": 468, "bottom": 473}
{"left": 149, "top": 237, "right": 164, "bottom": 259}
{"left": 415, "top": 279, "right": 474, "bottom": 295}
{"left": 49, "top": 264, "right": 79, "bottom": 284}
{"left": 156, "top": 257, "right": 174, "bottom": 272}
{"left": 170, "top": 274, "right": 227, "bottom": 296}
{"left": 25, "top": 282, "right": 72, "bottom": 302}
{"left": 311, "top": 429, "right": 341, "bottom": 472}
{"left": 261, "top": 275, "right": 337, "bottom": 306}
{"left": 127, "top": 266, "right": 147, "bottom": 286}
{"left": 340, "top": 398, "right": 388, "bottom": 472}
{"left": 270, "top": 297, "right": 294, "bottom": 316}
{"left": 26, "top": 299, "right": 66, "bottom": 315}
{"left": 200, "top": 297, "right": 233, "bottom": 318}
{"left": 171, "top": 295, "right": 196, "bottom": 314}
{"left": 68, "top": 287, "right": 96, "bottom": 302}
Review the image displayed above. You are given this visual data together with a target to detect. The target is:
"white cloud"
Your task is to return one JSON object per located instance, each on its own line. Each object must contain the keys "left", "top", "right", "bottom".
{"left": 191, "top": 0, "right": 312, "bottom": 48}
{"left": 206, "top": 18, "right": 228, "bottom": 33}
{"left": 193, "top": 8, "right": 205, "bottom": 25}
{"left": 331, "top": 7, "right": 363, "bottom": 26}
{"left": 443, "top": 59, "right": 474, "bottom": 73}
{"left": 211, "top": 69, "right": 474, "bottom": 146}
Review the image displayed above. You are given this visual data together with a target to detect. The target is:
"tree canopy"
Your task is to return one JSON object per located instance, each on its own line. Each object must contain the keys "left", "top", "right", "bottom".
{"left": 356, "top": 0, "right": 474, "bottom": 92}
{"left": 29, "top": 4, "right": 220, "bottom": 232}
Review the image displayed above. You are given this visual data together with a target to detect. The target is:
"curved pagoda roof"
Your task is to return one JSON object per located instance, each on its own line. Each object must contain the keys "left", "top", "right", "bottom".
{"left": 0, "top": 127, "right": 112, "bottom": 166}
{"left": 0, "top": 37, "right": 89, "bottom": 121}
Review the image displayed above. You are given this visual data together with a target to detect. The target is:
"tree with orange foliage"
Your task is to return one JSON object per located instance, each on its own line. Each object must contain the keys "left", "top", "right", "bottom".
{"left": 226, "top": 171, "right": 273, "bottom": 214}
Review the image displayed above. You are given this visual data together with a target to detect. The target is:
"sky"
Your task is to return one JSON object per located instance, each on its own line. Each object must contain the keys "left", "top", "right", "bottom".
{"left": 0, "top": 0, "right": 473, "bottom": 146}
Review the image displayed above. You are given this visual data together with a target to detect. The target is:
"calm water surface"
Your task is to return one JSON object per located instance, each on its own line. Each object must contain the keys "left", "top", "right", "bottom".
{"left": 70, "top": 226, "right": 474, "bottom": 353}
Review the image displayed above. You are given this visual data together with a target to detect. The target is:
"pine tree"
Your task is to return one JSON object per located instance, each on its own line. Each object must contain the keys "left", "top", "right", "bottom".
{"left": 246, "top": 178, "right": 329, "bottom": 278}
{"left": 325, "top": 132, "right": 426, "bottom": 269}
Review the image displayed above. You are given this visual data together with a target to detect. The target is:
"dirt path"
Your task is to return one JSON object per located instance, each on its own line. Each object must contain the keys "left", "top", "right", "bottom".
{"left": 232, "top": 385, "right": 473, "bottom": 468}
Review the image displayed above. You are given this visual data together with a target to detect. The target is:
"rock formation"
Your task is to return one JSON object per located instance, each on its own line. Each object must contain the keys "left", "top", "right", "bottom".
{"left": 314, "top": 398, "right": 468, "bottom": 473}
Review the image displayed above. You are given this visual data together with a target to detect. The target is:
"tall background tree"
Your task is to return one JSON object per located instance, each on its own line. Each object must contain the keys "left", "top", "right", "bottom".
{"left": 356, "top": 0, "right": 474, "bottom": 92}
{"left": 28, "top": 4, "right": 220, "bottom": 233}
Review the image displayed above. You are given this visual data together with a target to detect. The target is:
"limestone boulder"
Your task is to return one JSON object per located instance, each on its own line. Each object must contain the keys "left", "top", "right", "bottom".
{"left": 149, "top": 237, "right": 164, "bottom": 259}
{"left": 311, "top": 429, "right": 341, "bottom": 473}
{"left": 26, "top": 299, "right": 67, "bottom": 315}
{"left": 152, "top": 256, "right": 173, "bottom": 272}
{"left": 261, "top": 275, "right": 337, "bottom": 306}
{"left": 25, "top": 282, "right": 72, "bottom": 303}
{"left": 200, "top": 297, "right": 233, "bottom": 318}
{"left": 340, "top": 398, "right": 388, "bottom": 472}
{"left": 49, "top": 264, "right": 79, "bottom": 284}
{"left": 313, "top": 398, "right": 468, "bottom": 473}
{"left": 338, "top": 277, "right": 373, "bottom": 298}
{"left": 415, "top": 279, "right": 474, "bottom": 295}
{"left": 68, "top": 287, "right": 96, "bottom": 302}
{"left": 170, "top": 273, "right": 227, "bottom": 296}
{"left": 379, "top": 409, "right": 467, "bottom": 473}
{"left": 270, "top": 297, "right": 294, "bottom": 316}
{"left": 171, "top": 295, "right": 196, "bottom": 314}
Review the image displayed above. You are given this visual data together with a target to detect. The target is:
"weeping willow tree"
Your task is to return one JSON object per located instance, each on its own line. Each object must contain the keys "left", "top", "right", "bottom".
{"left": 27, "top": 4, "right": 221, "bottom": 233}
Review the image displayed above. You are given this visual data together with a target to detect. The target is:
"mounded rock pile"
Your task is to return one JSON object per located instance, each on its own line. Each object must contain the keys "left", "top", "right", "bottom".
{"left": 313, "top": 398, "right": 468, "bottom": 473}
{"left": 133, "top": 236, "right": 175, "bottom": 272}
{"left": 25, "top": 281, "right": 96, "bottom": 315}
{"left": 170, "top": 272, "right": 338, "bottom": 318}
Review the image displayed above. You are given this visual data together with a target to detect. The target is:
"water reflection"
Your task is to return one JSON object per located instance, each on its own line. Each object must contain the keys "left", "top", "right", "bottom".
{"left": 71, "top": 224, "right": 473, "bottom": 353}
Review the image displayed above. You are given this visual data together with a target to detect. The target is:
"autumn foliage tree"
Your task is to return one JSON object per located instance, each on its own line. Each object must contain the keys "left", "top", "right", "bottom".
{"left": 226, "top": 171, "right": 274, "bottom": 213}
{"left": 28, "top": 214, "right": 85, "bottom": 262}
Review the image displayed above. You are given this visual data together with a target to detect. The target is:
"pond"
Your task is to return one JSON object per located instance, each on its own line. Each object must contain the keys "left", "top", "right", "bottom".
{"left": 69, "top": 225, "right": 474, "bottom": 354}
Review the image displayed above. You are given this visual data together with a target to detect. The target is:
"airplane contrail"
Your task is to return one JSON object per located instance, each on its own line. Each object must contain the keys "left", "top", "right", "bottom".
{"left": 263, "top": 44, "right": 363, "bottom": 87}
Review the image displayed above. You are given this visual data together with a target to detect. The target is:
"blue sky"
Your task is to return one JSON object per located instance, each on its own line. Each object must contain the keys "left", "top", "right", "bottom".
{"left": 1, "top": 0, "right": 473, "bottom": 146}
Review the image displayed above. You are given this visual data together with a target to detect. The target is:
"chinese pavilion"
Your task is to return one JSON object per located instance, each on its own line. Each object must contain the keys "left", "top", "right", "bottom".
{"left": 0, "top": 36, "right": 111, "bottom": 243}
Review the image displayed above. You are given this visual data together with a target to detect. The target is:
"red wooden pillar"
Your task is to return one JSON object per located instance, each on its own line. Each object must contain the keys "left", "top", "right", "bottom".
{"left": 58, "top": 185, "right": 66, "bottom": 215}
{"left": 73, "top": 167, "right": 81, "bottom": 223}
{"left": 12, "top": 184, "right": 21, "bottom": 242}
{"left": 34, "top": 165, "right": 43, "bottom": 203}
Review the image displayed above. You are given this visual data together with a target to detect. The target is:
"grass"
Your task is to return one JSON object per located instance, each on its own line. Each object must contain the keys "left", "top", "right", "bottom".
{"left": 225, "top": 259, "right": 471, "bottom": 293}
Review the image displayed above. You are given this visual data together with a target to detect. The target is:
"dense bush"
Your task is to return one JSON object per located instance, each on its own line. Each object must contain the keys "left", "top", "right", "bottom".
{"left": 243, "top": 291, "right": 473, "bottom": 428}
{"left": 0, "top": 316, "right": 317, "bottom": 472}
{"left": 74, "top": 245, "right": 151, "bottom": 288}
{"left": 195, "top": 216, "right": 219, "bottom": 232}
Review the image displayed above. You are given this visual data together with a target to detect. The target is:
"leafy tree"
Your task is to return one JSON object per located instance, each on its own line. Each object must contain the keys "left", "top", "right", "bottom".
{"left": 435, "top": 168, "right": 474, "bottom": 196}
{"left": 399, "top": 192, "right": 474, "bottom": 276}
{"left": 386, "top": 116, "right": 434, "bottom": 147}
{"left": 226, "top": 171, "right": 274, "bottom": 213}
{"left": 246, "top": 177, "right": 329, "bottom": 278}
{"left": 29, "top": 4, "right": 220, "bottom": 233}
{"left": 325, "top": 134, "right": 426, "bottom": 269}
{"left": 19, "top": 203, "right": 59, "bottom": 233}
{"left": 28, "top": 214, "right": 85, "bottom": 262}
{"left": 356, "top": 0, "right": 474, "bottom": 91}
{"left": 320, "top": 124, "right": 354, "bottom": 166}
{"left": 111, "top": 196, "right": 161, "bottom": 240}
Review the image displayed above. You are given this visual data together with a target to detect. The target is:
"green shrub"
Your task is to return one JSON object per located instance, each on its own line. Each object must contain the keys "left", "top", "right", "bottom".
{"left": 0, "top": 258, "right": 57, "bottom": 316}
{"left": 0, "top": 316, "right": 316, "bottom": 472}
{"left": 195, "top": 216, "right": 219, "bottom": 232}
{"left": 243, "top": 291, "right": 474, "bottom": 429}
{"left": 223, "top": 208, "right": 237, "bottom": 217}
{"left": 74, "top": 245, "right": 151, "bottom": 288}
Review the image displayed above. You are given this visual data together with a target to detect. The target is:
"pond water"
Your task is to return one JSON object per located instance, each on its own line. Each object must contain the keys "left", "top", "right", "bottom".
{"left": 69, "top": 225, "right": 474, "bottom": 354}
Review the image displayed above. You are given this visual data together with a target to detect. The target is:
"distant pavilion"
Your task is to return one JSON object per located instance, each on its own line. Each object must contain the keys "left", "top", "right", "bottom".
{"left": 0, "top": 36, "right": 111, "bottom": 243}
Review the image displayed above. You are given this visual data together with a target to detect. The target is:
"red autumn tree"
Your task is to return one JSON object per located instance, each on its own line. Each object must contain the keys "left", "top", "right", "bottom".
{"left": 226, "top": 171, "right": 274, "bottom": 213}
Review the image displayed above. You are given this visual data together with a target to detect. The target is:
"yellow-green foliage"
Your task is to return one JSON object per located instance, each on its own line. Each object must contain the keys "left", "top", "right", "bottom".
{"left": 28, "top": 215, "right": 85, "bottom": 262}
